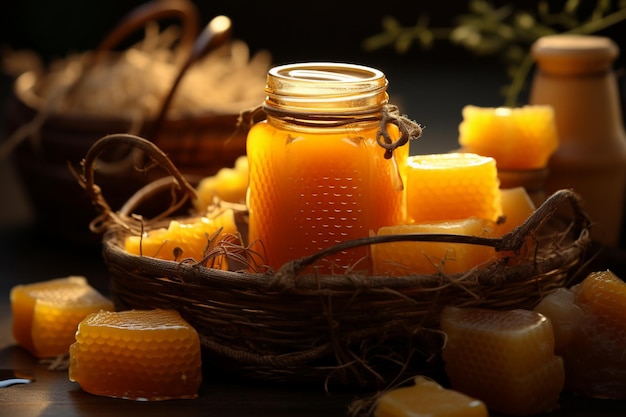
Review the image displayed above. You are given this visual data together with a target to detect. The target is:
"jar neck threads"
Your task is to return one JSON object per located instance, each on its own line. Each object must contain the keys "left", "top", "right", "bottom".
{"left": 263, "top": 62, "right": 388, "bottom": 125}
{"left": 261, "top": 62, "right": 422, "bottom": 158}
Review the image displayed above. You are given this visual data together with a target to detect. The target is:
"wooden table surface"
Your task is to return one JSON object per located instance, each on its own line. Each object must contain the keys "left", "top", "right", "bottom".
{"left": 2, "top": 224, "right": 626, "bottom": 417}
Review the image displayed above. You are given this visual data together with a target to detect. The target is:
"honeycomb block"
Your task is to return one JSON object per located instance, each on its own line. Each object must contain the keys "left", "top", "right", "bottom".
{"left": 458, "top": 105, "right": 559, "bottom": 169}
{"left": 69, "top": 309, "right": 202, "bottom": 401}
{"left": 371, "top": 218, "right": 496, "bottom": 275}
{"left": 10, "top": 276, "right": 113, "bottom": 358}
{"left": 406, "top": 153, "right": 502, "bottom": 224}
{"left": 441, "top": 306, "right": 564, "bottom": 416}
{"left": 375, "top": 376, "right": 487, "bottom": 417}
{"left": 535, "top": 270, "right": 626, "bottom": 399}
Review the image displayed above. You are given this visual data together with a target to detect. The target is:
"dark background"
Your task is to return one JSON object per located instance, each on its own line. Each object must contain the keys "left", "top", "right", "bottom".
{"left": 3, "top": 1, "right": 625, "bottom": 63}
{"left": 2, "top": 0, "right": 625, "bottom": 151}
{"left": 1, "top": 0, "right": 626, "bottom": 229}
{"left": 2, "top": 1, "right": 501, "bottom": 62}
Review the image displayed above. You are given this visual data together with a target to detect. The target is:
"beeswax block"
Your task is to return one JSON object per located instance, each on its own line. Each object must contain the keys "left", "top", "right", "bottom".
{"left": 371, "top": 218, "right": 496, "bottom": 275}
{"left": 441, "top": 306, "right": 564, "bottom": 416}
{"left": 535, "top": 270, "right": 626, "bottom": 399}
{"left": 124, "top": 208, "right": 237, "bottom": 266}
{"left": 11, "top": 276, "right": 113, "bottom": 358}
{"left": 458, "top": 105, "right": 559, "bottom": 169}
{"left": 495, "top": 187, "right": 535, "bottom": 236}
{"left": 375, "top": 376, "right": 487, "bottom": 417}
{"left": 406, "top": 153, "right": 502, "bottom": 224}
{"left": 69, "top": 309, "right": 202, "bottom": 401}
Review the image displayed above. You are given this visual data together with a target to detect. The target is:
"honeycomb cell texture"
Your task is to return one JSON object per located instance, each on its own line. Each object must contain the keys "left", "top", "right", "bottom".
{"left": 10, "top": 276, "right": 113, "bottom": 358}
{"left": 124, "top": 209, "right": 237, "bottom": 266}
{"left": 69, "top": 309, "right": 202, "bottom": 401}
{"left": 536, "top": 270, "right": 626, "bottom": 399}
{"left": 441, "top": 306, "right": 564, "bottom": 416}
{"left": 406, "top": 153, "right": 502, "bottom": 224}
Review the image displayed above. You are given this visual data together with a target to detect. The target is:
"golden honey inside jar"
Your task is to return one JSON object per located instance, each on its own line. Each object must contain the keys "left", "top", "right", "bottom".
{"left": 247, "top": 63, "right": 412, "bottom": 273}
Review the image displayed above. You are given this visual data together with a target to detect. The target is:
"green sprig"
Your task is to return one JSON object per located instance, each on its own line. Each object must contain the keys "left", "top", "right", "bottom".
{"left": 363, "top": 0, "right": 626, "bottom": 106}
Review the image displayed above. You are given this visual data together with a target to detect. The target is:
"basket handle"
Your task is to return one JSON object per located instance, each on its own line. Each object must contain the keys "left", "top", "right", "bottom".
{"left": 59, "top": 0, "right": 202, "bottom": 180}
{"left": 64, "top": 0, "right": 199, "bottom": 109}
{"left": 272, "top": 188, "right": 592, "bottom": 286}
{"left": 95, "top": 0, "right": 200, "bottom": 66}
{"left": 150, "top": 14, "right": 232, "bottom": 143}
{"left": 77, "top": 133, "right": 197, "bottom": 234}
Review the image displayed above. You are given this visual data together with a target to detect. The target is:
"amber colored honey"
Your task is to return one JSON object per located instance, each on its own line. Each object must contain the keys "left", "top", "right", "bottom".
{"left": 441, "top": 306, "right": 564, "bottom": 416}
{"left": 247, "top": 120, "right": 407, "bottom": 273}
{"left": 406, "top": 153, "right": 502, "bottom": 224}
{"left": 10, "top": 276, "right": 113, "bottom": 358}
{"left": 69, "top": 309, "right": 202, "bottom": 401}
{"left": 375, "top": 376, "right": 487, "bottom": 417}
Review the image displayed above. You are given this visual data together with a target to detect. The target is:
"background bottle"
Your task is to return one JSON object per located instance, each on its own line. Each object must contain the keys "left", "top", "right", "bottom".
{"left": 529, "top": 34, "right": 626, "bottom": 247}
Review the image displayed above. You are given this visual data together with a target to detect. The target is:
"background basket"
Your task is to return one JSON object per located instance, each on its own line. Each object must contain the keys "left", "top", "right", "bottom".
{"left": 82, "top": 134, "right": 593, "bottom": 389}
{"left": 2, "top": 0, "right": 262, "bottom": 244}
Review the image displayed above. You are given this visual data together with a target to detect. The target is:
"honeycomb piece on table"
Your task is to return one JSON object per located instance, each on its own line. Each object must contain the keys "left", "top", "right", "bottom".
{"left": 69, "top": 309, "right": 202, "bottom": 401}
{"left": 10, "top": 276, "right": 113, "bottom": 358}
{"left": 441, "top": 306, "right": 564, "bottom": 416}
{"left": 375, "top": 375, "right": 487, "bottom": 417}
{"left": 535, "top": 270, "right": 626, "bottom": 399}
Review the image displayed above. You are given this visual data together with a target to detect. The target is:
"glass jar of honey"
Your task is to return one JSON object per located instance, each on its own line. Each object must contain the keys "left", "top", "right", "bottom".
{"left": 246, "top": 62, "right": 413, "bottom": 273}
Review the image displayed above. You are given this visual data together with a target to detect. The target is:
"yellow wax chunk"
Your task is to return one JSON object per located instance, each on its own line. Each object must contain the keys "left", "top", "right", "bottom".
{"left": 494, "top": 187, "right": 536, "bottom": 236}
{"left": 69, "top": 309, "right": 202, "bottom": 401}
{"left": 10, "top": 276, "right": 113, "bottom": 358}
{"left": 194, "top": 155, "right": 249, "bottom": 212}
{"left": 458, "top": 105, "right": 559, "bottom": 169}
{"left": 535, "top": 270, "right": 626, "bottom": 399}
{"left": 371, "top": 218, "right": 496, "bottom": 276}
{"left": 124, "top": 208, "right": 237, "bottom": 267}
{"left": 441, "top": 306, "right": 564, "bottom": 416}
{"left": 406, "top": 153, "right": 502, "bottom": 224}
{"left": 375, "top": 375, "right": 488, "bottom": 417}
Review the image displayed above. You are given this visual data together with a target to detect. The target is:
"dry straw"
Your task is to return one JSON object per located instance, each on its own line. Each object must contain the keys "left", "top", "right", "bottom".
{"left": 79, "top": 133, "right": 592, "bottom": 389}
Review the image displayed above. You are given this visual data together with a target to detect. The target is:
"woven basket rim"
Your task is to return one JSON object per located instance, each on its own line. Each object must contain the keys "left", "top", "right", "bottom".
{"left": 102, "top": 186, "right": 592, "bottom": 292}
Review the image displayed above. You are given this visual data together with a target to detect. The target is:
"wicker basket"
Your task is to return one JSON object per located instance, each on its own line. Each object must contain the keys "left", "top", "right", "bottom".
{"left": 80, "top": 134, "right": 593, "bottom": 389}
{"left": 2, "top": 0, "right": 262, "bottom": 243}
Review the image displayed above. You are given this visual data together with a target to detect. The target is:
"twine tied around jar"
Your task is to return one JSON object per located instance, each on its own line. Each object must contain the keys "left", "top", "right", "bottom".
{"left": 377, "top": 104, "right": 422, "bottom": 159}
{"left": 238, "top": 103, "right": 422, "bottom": 160}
